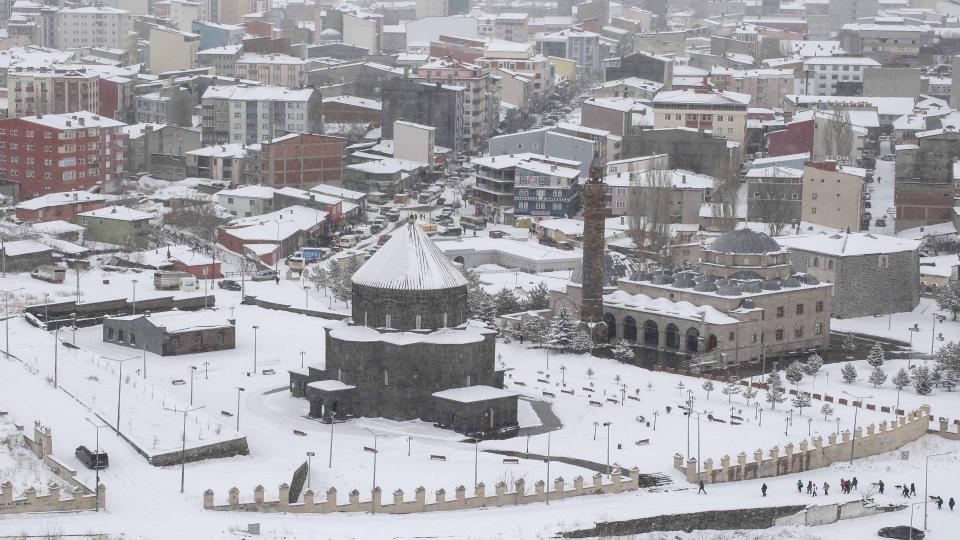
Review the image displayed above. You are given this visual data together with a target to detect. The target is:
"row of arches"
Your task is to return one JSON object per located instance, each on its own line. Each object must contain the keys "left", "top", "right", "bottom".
{"left": 602, "top": 313, "right": 719, "bottom": 353}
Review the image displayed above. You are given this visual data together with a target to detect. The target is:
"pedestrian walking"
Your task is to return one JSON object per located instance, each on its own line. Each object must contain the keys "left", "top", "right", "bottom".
{"left": 824, "top": 482, "right": 829, "bottom": 496}
{"left": 807, "top": 480, "right": 813, "bottom": 495}
{"left": 902, "top": 485, "right": 910, "bottom": 498}
{"left": 274, "top": 276, "right": 280, "bottom": 285}
{"left": 698, "top": 480, "right": 706, "bottom": 495}
{"left": 879, "top": 480, "right": 884, "bottom": 495}
{"left": 949, "top": 497, "right": 955, "bottom": 511}
{"left": 797, "top": 479, "right": 803, "bottom": 494}
{"left": 852, "top": 477, "right": 858, "bottom": 491}
{"left": 910, "top": 483, "right": 917, "bottom": 496}
{"left": 761, "top": 483, "right": 768, "bottom": 497}
{"left": 937, "top": 497, "right": 944, "bottom": 510}
{"left": 813, "top": 485, "right": 818, "bottom": 497}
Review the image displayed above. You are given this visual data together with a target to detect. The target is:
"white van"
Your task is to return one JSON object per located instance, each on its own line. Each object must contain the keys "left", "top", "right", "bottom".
{"left": 339, "top": 235, "right": 359, "bottom": 248}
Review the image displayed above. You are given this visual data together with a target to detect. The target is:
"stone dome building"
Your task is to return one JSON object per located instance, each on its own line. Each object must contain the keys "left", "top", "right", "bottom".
{"left": 700, "top": 228, "right": 792, "bottom": 280}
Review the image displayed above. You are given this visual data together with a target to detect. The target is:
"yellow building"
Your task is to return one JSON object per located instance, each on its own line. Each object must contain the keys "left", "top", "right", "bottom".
{"left": 651, "top": 89, "right": 751, "bottom": 146}
{"left": 149, "top": 26, "right": 199, "bottom": 74}
{"left": 801, "top": 162, "right": 866, "bottom": 232}
{"left": 548, "top": 56, "right": 576, "bottom": 79}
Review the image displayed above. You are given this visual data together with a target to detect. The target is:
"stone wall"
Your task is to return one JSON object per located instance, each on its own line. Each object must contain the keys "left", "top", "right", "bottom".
{"left": 673, "top": 406, "right": 930, "bottom": 484}
{"left": 241, "top": 295, "right": 349, "bottom": 321}
{"left": 563, "top": 504, "right": 808, "bottom": 537}
{"left": 772, "top": 498, "right": 905, "bottom": 527}
{"left": 204, "top": 467, "right": 643, "bottom": 514}
{"left": 142, "top": 436, "right": 250, "bottom": 467}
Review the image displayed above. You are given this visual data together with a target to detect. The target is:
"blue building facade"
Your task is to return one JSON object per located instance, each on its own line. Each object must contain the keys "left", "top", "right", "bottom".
{"left": 514, "top": 160, "right": 581, "bottom": 217}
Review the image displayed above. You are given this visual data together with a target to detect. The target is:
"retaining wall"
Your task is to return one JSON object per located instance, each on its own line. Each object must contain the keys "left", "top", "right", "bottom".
{"left": 242, "top": 295, "right": 349, "bottom": 321}
{"left": 772, "top": 498, "right": 904, "bottom": 526}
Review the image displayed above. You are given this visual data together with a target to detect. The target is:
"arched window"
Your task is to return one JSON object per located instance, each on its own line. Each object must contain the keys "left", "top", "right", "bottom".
{"left": 622, "top": 316, "right": 638, "bottom": 342}
{"left": 665, "top": 324, "right": 680, "bottom": 350}
{"left": 794, "top": 322, "right": 804, "bottom": 338}
{"left": 643, "top": 321, "right": 659, "bottom": 346}
{"left": 685, "top": 328, "right": 700, "bottom": 352}
{"left": 415, "top": 314, "right": 422, "bottom": 329}
{"left": 814, "top": 320, "right": 823, "bottom": 335}
{"left": 443, "top": 313, "right": 448, "bottom": 327}
{"left": 385, "top": 313, "right": 392, "bottom": 328}
{"left": 707, "top": 334, "right": 718, "bottom": 350}
{"left": 603, "top": 313, "right": 617, "bottom": 341}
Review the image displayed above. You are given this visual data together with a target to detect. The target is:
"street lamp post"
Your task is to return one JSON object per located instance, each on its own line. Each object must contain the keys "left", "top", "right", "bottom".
{"left": 364, "top": 428, "right": 379, "bottom": 514}
{"left": 306, "top": 451, "right": 315, "bottom": 489}
{"left": 472, "top": 436, "right": 481, "bottom": 486}
{"left": 304, "top": 285, "right": 310, "bottom": 309}
{"left": 560, "top": 365, "right": 566, "bottom": 386}
{"left": 165, "top": 405, "right": 204, "bottom": 494}
{"left": 1, "top": 287, "right": 24, "bottom": 358}
{"left": 328, "top": 411, "right": 336, "bottom": 468}
{"left": 908, "top": 324, "right": 920, "bottom": 350}
{"left": 252, "top": 325, "right": 260, "bottom": 374}
{"left": 189, "top": 366, "right": 197, "bottom": 405}
{"left": 300, "top": 351, "right": 306, "bottom": 368}
{"left": 109, "top": 356, "right": 137, "bottom": 434}
{"left": 925, "top": 452, "right": 953, "bottom": 530}
{"left": 131, "top": 279, "right": 138, "bottom": 315}
{"left": 842, "top": 391, "right": 872, "bottom": 464}
{"left": 53, "top": 326, "right": 59, "bottom": 388}
{"left": 932, "top": 314, "right": 946, "bottom": 354}
{"left": 603, "top": 421, "right": 612, "bottom": 478}
{"left": 235, "top": 387, "right": 245, "bottom": 430}
{"left": 85, "top": 418, "right": 106, "bottom": 511}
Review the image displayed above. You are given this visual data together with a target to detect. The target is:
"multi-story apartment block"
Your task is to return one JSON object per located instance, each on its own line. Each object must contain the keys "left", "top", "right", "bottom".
{"left": 651, "top": 89, "right": 750, "bottom": 145}
{"left": 745, "top": 165, "right": 804, "bottom": 225}
{"left": 413, "top": 59, "right": 500, "bottom": 152}
{"left": 494, "top": 13, "right": 529, "bottom": 43}
{"left": 381, "top": 80, "right": 465, "bottom": 154}
{"left": 0, "top": 111, "right": 128, "bottom": 200}
{"left": 801, "top": 161, "right": 865, "bottom": 232}
{"left": 605, "top": 168, "right": 714, "bottom": 221}
{"left": 200, "top": 85, "right": 322, "bottom": 146}
{"left": 148, "top": 26, "right": 200, "bottom": 74}
{"left": 799, "top": 57, "right": 881, "bottom": 96}
{"left": 514, "top": 158, "right": 581, "bottom": 217}
{"left": 708, "top": 67, "right": 795, "bottom": 110}
{"left": 536, "top": 28, "right": 601, "bottom": 74}
{"left": 236, "top": 53, "right": 307, "bottom": 87}
{"left": 839, "top": 23, "right": 934, "bottom": 66}
{"left": 7, "top": 2, "right": 58, "bottom": 48}
{"left": 6, "top": 67, "right": 99, "bottom": 119}
{"left": 478, "top": 41, "right": 553, "bottom": 100}
{"left": 260, "top": 133, "right": 345, "bottom": 189}
{"left": 195, "top": 44, "right": 243, "bottom": 77}
{"left": 55, "top": 6, "right": 135, "bottom": 62}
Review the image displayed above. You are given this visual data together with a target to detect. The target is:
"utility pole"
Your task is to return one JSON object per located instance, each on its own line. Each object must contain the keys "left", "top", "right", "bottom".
{"left": 328, "top": 412, "right": 336, "bottom": 468}
{"left": 843, "top": 391, "right": 872, "bottom": 464}
{"left": 131, "top": 279, "right": 138, "bottom": 315}
{"left": 85, "top": 418, "right": 107, "bottom": 512}
{"left": 364, "top": 428, "right": 379, "bottom": 514}
{"left": 165, "top": 405, "right": 204, "bottom": 493}
{"left": 300, "top": 351, "right": 306, "bottom": 368}
{"left": 306, "top": 451, "right": 315, "bottom": 489}
{"left": 1, "top": 287, "right": 23, "bottom": 358}
{"left": 603, "top": 421, "right": 612, "bottom": 478}
{"left": 189, "top": 366, "right": 197, "bottom": 405}
{"left": 109, "top": 356, "right": 137, "bottom": 434}
{"left": 53, "top": 326, "right": 59, "bottom": 388}
{"left": 235, "top": 387, "right": 245, "bottom": 430}
{"left": 252, "top": 325, "right": 260, "bottom": 374}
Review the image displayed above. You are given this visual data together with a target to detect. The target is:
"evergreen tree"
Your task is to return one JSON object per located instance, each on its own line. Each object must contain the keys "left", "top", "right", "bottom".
{"left": 611, "top": 340, "right": 635, "bottom": 361}
{"left": 328, "top": 259, "right": 344, "bottom": 301}
{"left": 803, "top": 353, "right": 823, "bottom": 377}
{"left": 548, "top": 307, "right": 576, "bottom": 350}
{"left": 311, "top": 267, "right": 330, "bottom": 294}
{"left": 940, "top": 368, "right": 959, "bottom": 392}
{"left": 935, "top": 341, "right": 960, "bottom": 384}
{"left": 522, "top": 317, "right": 550, "bottom": 345}
{"left": 792, "top": 393, "right": 811, "bottom": 415}
{"left": 821, "top": 403, "right": 834, "bottom": 421}
{"left": 892, "top": 368, "right": 911, "bottom": 390}
{"left": 742, "top": 385, "right": 758, "bottom": 405}
{"left": 841, "top": 332, "right": 857, "bottom": 353}
{"left": 766, "top": 386, "right": 786, "bottom": 410}
{"left": 765, "top": 367, "right": 783, "bottom": 392}
{"left": 785, "top": 361, "right": 805, "bottom": 389}
{"left": 493, "top": 287, "right": 521, "bottom": 316}
{"left": 523, "top": 282, "right": 551, "bottom": 311}
{"left": 841, "top": 362, "right": 858, "bottom": 383}
{"left": 913, "top": 363, "right": 933, "bottom": 395}
{"left": 721, "top": 381, "right": 741, "bottom": 402}
{"left": 937, "top": 281, "right": 960, "bottom": 320}
{"left": 474, "top": 293, "right": 497, "bottom": 326}
{"left": 868, "top": 366, "right": 887, "bottom": 387}
{"left": 702, "top": 380, "right": 715, "bottom": 400}
{"left": 571, "top": 329, "right": 593, "bottom": 354}
{"left": 866, "top": 342, "right": 886, "bottom": 368}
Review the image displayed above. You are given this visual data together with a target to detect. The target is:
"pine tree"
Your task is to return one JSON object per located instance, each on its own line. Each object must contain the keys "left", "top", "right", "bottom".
{"left": 841, "top": 332, "right": 857, "bottom": 353}
{"left": 841, "top": 362, "right": 858, "bottom": 383}
{"left": 868, "top": 366, "right": 887, "bottom": 387}
{"left": 311, "top": 267, "right": 329, "bottom": 293}
{"left": 821, "top": 403, "right": 834, "bottom": 421}
{"left": 765, "top": 368, "right": 784, "bottom": 391}
{"left": 742, "top": 386, "right": 758, "bottom": 405}
{"left": 328, "top": 259, "right": 344, "bottom": 302}
{"left": 937, "top": 281, "right": 960, "bottom": 320}
{"left": 493, "top": 287, "right": 521, "bottom": 316}
{"left": 792, "top": 393, "right": 811, "bottom": 415}
{"left": 940, "top": 368, "right": 959, "bottom": 392}
{"left": 913, "top": 363, "right": 933, "bottom": 395}
{"left": 571, "top": 329, "right": 593, "bottom": 354}
{"left": 522, "top": 317, "right": 550, "bottom": 345}
{"left": 721, "top": 381, "right": 742, "bottom": 402}
{"left": 892, "top": 368, "right": 911, "bottom": 390}
{"left": 766, "top": 386, "right": 786, "bottom": 410}
{"left": 803, "top": 353, "right": 823, "bottom": 377}
{"left": 702, "top": 380, "right": 715, "bottom": 400}
{"left": 475, "top": 293, "right": 497, "bottom": 326}
{"left": 523, "top": 282, "right": 551, "bottom": 311}
{"left": 785, "top": 361, "right": 805, "bottom": 389}
{"left": 548, "top": 308, "right": 576, "bottom": 350}
{"left": 935, "top": 341, "right": 960, "bottom": 385}
{"left": 866, "top": 342, "right": 886, "bottom": 368}
{"left": 611, "top": 340, "right": 635, "bottom": 361}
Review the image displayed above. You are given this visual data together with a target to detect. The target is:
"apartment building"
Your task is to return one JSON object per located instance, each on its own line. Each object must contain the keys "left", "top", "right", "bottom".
{"left": 413, "top": 58, "right": 500, "bottom": 152}
{"left": 799, "top": 57, "right": 881, "bottom": 96}
{"left": 651, "top": 89, "right": 750, "bottom": 145}
{"left": 6, "top": 67, "right": 99, "bottom": 119}
{"left": 200, "top": 85, "right": 322, "bottom": 146}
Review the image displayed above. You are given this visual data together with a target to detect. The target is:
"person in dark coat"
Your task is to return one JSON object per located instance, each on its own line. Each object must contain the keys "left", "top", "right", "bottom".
{"left": 761, "top": 483, "right": 768, "bottom": 497}
{"left": 937, "top": 497, "right": 944, "bottom": 510}
{"left": 950, "top": 497, "right": 955, "bottom": 511}
{"left": 807, "top": 480, "right": 813, "bottom": 494}
{"left": 698, "top": 480, "right": 706, "bottom": 494}
{"left": 852, "top": 477, "right": 858, "bottom": 490}
{"left": 903, "top": 485, "right": 911, "bottom": 498}
{"left": 878, "top": 480, "right": 884, "bottom": 494}
{"left": 910, "top": 483, "right": 917, "bottom": 496}
{"left": 823, "top": 482, "right": 830, "bottom": 496}
{"left": 797, "top": 479, "right": 804, "bottom": 493}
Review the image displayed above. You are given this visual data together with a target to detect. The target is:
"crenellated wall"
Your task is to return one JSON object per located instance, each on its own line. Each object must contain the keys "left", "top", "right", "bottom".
{"left": 674, "top": 406, "right": 931, "bottom": 484}
{"left": 204, "top": 467, "right": 643, "bottom": 514}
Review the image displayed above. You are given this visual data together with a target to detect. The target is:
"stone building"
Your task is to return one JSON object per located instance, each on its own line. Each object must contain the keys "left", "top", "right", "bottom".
{"left": 103, "top": 311, "right": 236, "bottom": 356}
{"left": 777, "top": 232, "right": 920, "bottom": 319}
{"left": 554, "top": 228, "right": 833, "bottom": 368}
{"left": 289, "top": 218, "right": 518, "bottom": 436}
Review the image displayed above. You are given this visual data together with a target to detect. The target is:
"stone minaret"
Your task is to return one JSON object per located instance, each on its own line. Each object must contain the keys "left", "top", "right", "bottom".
{"left": 580, "top": 157, "right": 607, "bottom": 324}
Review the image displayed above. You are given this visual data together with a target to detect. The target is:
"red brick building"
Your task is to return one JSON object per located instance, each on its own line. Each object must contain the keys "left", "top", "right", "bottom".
{"left": 14, "top": 190, "right": 107, "bottom": 222}
{"left": 766, "top": 118, "right": 814, "bottom": 157}
{"left": 0, "top": 111, "right": 128, "bottom": 200}
{"left": 429, "top": 35, "right": 486, "bottom": 63}
{"left": 321, "top": 96, "right": 381, "bottom": 124}
{"left": 260, "top": 133, "right": 346, "bottom": 189}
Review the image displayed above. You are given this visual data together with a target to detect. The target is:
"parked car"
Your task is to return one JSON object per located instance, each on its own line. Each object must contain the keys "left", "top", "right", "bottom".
{"left": 75, "top": 445, "right": 108, "bottom": 470}
{"left": 217, "top": 279, "right": 242, "bottom": 291}
{"left": 251, "top": 269, "right": 278, "bottom": 281}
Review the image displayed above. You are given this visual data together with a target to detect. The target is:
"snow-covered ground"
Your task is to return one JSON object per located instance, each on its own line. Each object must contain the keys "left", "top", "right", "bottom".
{"left": 0, "top": 415, "right": 62, "bottom": 496}
{"left": 832, "top": 297, "right": 959, "bottom": 355}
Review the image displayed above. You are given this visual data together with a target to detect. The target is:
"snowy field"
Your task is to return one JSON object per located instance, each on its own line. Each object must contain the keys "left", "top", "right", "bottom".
{"left": 0, "top": 415, "right": 61, "bottom": 497}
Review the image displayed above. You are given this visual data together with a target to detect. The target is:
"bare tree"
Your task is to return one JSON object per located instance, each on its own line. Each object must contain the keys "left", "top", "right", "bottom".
{"left": 161, "top": 196, "right": 226, "bottom": 243}
{"left": 750, "top": 167, "right": 793, "bottom": 236}
{"left": 820, "top": 105, "right": 855, "bottom": 165}
{"left": 709, "top": 158, "right": 740, "bottom": 232}
{"left": 627, "top": 169, "right": 674, "bottom": 266}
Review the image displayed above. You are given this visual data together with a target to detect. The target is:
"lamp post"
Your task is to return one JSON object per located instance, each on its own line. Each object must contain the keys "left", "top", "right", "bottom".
{"left": 560, "top": 364, "right": 566, "bottom": 386}
{"left": 42, "top": 293, "right": 49, "bottom": 323}
{"left": 603, "top": 421, "right": 612, "bottom": 478}
{"left": 808, "top": 417, "right": 812, "bottom": 436}
{"left": 108, "top": 356, "right": 138, "bottom": 434}
{"left": 842, "top": 391, "right": 872, "bottom": 464}
{"left": 235, "top": 387, "right": 245, "bottom": 430}
{"left": 327, "top": 411, "right": 337, "bottom": 468}
{"left": 252, "top": 325, "right": 260, "bottom": 374}
{"left": 300, "top": 351, "right": 306, "bottom": 368}
{"left": 306, "top": 451, "right": 315, "bottom": 489}
{"left": 908, "top": 323, "right": 920, "bottom": 350}
{"left": 142, "top": 345, "right": 147, "bottom": 379}
{"left": 593, "top": 421, "right": 598, "bottom": 441}
{"left": 304, "top": 285, "right": 310, "bottom": 309}
{"left": 545, "top": 431, "right": 551, "bottom": 506}
{"left": 131, "top": 279, "right": 138, "bottom": 315}
{"left": 364, "top": 428, "right": 379, "bottom": 514}
{"left": 652, "top": 410, "right": 658, "bottom": 430}
{"left": 924, "top": 452, "right": 953, "bottom": 531}
{"left": 931, "top": 314, "right": 946, "bottom": 354}
{"left": 53, "top": 325, "right": 59, "bottom": 388}
{"left": 909, "top": 501, "right": 925, "bottom": 540}
{"left": 165, "top": 405, "right": 204, "bottom": 493}
{"left": 85, "top": 418, "right": 106, "bottom": 511}
{"left": 471, "top": 436, "right": 482, "bottom": 487}
{"left": 189, "top": 366, "right": 197, "bottom": 405}
{"left": 1, "top": 287, "right": 24, "bottom": 358}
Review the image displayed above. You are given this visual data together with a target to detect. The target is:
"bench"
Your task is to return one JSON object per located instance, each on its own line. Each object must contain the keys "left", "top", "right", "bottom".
{"left": 430, "top": 455, "right": 446, "bottom": 461}
{"left": 502, "top": 458, "right": 519, "bottom": 464}
{"left": 221, "top": 410, "right": 233, "bottom": 417}
{"left": 635, "top": 439, "right": 650, "bottom": 446}
{"left": 536, "top": 378, "right": 549, "bottom": 384}
{"left": 731, "top": 415, "right": 743, "bottom": 422}
{"left": 560, "top": 389, "right": 575, "bottom": 395}
{"left": 542, "top": 391, "right": 556, "bottom": 398}
{"left": 293, "top": 429, "right": 307, "bottom": 436}
{"left": 582, "top": 387, "right": 593, "bottom": 392}
{"left": 262, "top": 369, "right": 276, "bottom": 375}
{"left": 606, "top": 398, "right": 619, "bottom": 404}
{"left": 171, "top": 379, "right": 186, "bottom": 386}
{"left": 589, "top": 400, "right": 603, "bottom": 407}
{"left": 627, "top": 395, "right": 641, "bottom": 401}
{"left": 730, "top": 421, "right": 742, "bottom": 426}
{"left": 514, "top": 381, "right": 527, "bottom": 386}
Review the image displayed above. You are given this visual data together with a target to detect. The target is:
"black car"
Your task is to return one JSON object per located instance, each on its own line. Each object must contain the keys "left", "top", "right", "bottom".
{"left": 218, "top": 279, "right": 242, "bottom": 291}
{"left": 75, "top": 445, "right": 109, "bottom": 470}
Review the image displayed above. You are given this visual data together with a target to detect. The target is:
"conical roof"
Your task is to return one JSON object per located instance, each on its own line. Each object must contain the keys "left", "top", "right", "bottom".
{"left": 351, "top": 218, "right": 469, "bottom": 290}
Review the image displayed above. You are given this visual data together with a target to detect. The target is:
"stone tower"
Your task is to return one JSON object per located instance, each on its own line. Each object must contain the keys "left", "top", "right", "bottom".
{"left": 580, "top": 158, "right": 607, "bottom": 324}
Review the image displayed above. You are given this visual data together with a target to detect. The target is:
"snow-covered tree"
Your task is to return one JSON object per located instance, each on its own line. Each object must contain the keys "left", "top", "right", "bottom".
{"left": 892, "top": 368, "right": 911, "bottom": 390}
{"left": 935, "top": 341, "right": 960, "bottom": 384}
{"left": 548, "top": 308, "right": 576, "bottom": 350}
{"left": 821, "top": 403, "right": 834, "bottom": 421}
{"left": 702, "top": 380, "right": 715, "bottom": 399}
{"left": 493, "top": 287, "right": 521, "bottom": 316}
{"left": 311, "top": 267, "right": 329, "bottom": 294}
{"left": 721, "top": 381, "right": 742, "bottom": 402}
{"left": 866, "top": 342, "right": 886, "bottom": 368}
{"left": 523, "top": 282, "right": 551, "bottom": 311}
{"left": 937, "top": 281, "right": 960, "bottom": 320}
{"left": 841, "top": 332, "right": 857, "bottom": 353}
{"left": 913, "top": 363, "right": 933, "bottom": 395}
{"left": 472, "top": 293, "right": 496, "bottom": 326}
{"left": 868, "top": 366, "right": 887, "bottom": 388}
{"left": 586, "top": 367, "right": 594, "bottom": 379}
{"left": 792, "top": 393, "right": 811, "bottom": 415}
{"left": 328, "top": 259, "right": 344, "bottom": 301}
{"left": 803, "top": 353, "right": 823, "bottom": 377}
{"left": 841, "top": 362, "right": 858, "bottom": 383}
{"left": 465, "top": 268, "right": 492, "bottom": 320}
{"left": 765, "top": 368, "right": 783, "bottom": 392}
{"left": 742, "top": 386, "right": 758, "bottom": 405}
{"left": 611, "top": 340, "right": 635, "bottom": 361}
{"left": 941, "top": 368, "right": 960, "bottom": 392}
{"left": 571, "top": 329, "right": 593, "bottom": 353}
{"left": 766, "top": 386, "right": 786, "bottom": 410}
{"left": 785, "top": 361, "right": 805, "bottom": 389}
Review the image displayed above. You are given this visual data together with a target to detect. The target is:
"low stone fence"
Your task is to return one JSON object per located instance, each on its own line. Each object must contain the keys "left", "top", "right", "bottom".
{"left": 1, "top": 421, "right": 105, "bottom": 514}
{"left": 205, "top": 467, "right": 643, "bottom": 514}
{"left": 931, "top": 417, "right": 960, "bottom": 440}
{"left": 773, "top": 498, "right": 904, "bottom": 527}
{"left": 241, "top": 295, "right": 349, "bottom": 321}
{"left": 143, "top": 436, "right": 250, "bottom": 466}
{"left": 674, "top": 406, "right": 930, "bottom": 484}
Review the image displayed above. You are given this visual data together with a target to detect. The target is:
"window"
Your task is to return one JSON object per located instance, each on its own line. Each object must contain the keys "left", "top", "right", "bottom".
{"left": 728, "top": 332, "right": 735, "bottom": 342}
{"left": 118, "top": 330, "right": 125, "bottom": 342}
{"left": 813, "top": 257, "right": 819, "bottom": 268}
{"left": 383, "top": 369, "right": 389, "bottom": 386}
{"left": 217, "top": 333, "right": 225, "bottom": 345}
{"left": 879, "top": 255, "right": 889, "bottom": 268}
{"left": 796, "top": 303, "right": 804, "bottom": 315}
{"left": 776, "top": 306, "right": 784, "bottom": 318}
{"left": 815, "top": 320, "right": 823, "bottom": 335}
{"left": 775, "top": 328, "right": 784, "bottom": 341}
{"left": 816, "top": 300, "right": 824, "bottom": 313}
{"left": 811, "top": 193, "right": 817, "bottom": 200}
{"left": 385, "top": 314, "right": 392, "bottom": 328}
{"left": 415, "top": 315, "right": 422, "bottom": 329}
{"left": 107, "top": 328, "right": 114, "bottom": 340}
{"left": 827, "top": 259, "right": 834, "bottom": 270}
{"left": 794, "top": 324, "right": 804, "bottom": 338}
{"left": 130, "top": 333, "right": 136, "bottom": 345}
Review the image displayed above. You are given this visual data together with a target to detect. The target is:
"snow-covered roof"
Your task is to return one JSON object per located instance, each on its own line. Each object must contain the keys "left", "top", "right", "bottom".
{"left": 328, "top": 325, "right": 485, "bottom": 345}
{"left": 307, "top": 380, "right": 356, "bottom": 392}
{"left": 111, "top": 311, "right": 233, "bottom": 333}
{"left": 604, "top": 169, "right": 715, "bottom": 189}
{"left": 653, "top": 89, "right": 751, "bottom": 106}
{"left": 351, "top": 219, "right": 469, "bottom": 291}
{"left": 20, "top": 110, "right": 125, "bottom": 130}
{"left": 2, "top": 239, "right": 51, "bottom": 256}
{"left": 516, "top": 159, "right": 580, "bottom": 179}
{"left": 30, "top": 220, "right": 85, "bottom": 235}
{"left": 237, "top": 53, "right": 305, "bottom": 65}
{"left": 202, "top": 85, "right": 314, "bottom": 102}
{"left": 217, "top": 185, "right": 277, "bottom": 199}
{"left": 438, "top": 236, "right": 581, "bottom": 264}
{"left": 322, "top": 95, "right": 381, "bottom": 110}
{"left": 744, "top": 165, "right": 804, "bottom": 179}
{"left": 604, "top": 290, "right": 739, "bottom": 325}
{"left": 775, "top": 232, "right": 920, "bottom": 256}
{"left": 802, "top": 56, "right": 881, "bottom": 66}
{"left": 16, "top": 191, "right": 106, "bottom": 210}
{"left": 309, "top": 184, "right": 365, "bottom": 200}
{"left": 432, "top": 385, "right": 517, "bottom": 403}
{"left": 187, "top": 143, "right": 247, "bottom": 158}
{"left": 77, "top": 206, "right": 154, "bottom": 221}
